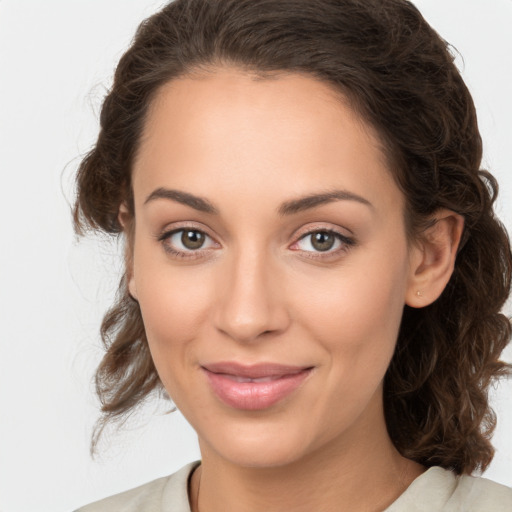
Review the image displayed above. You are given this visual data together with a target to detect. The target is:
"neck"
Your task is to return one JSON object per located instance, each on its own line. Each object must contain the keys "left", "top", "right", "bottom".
{"left": 189, "top": 404, "right": 425, "bottom": 512}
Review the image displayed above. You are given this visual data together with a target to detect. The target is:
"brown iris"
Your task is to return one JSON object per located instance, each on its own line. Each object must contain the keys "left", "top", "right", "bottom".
{"left": 181, "top": 230, "right": 205, "bottom": 250}
{"left": 311, "top": 232, "right": 336, "bottom": 251}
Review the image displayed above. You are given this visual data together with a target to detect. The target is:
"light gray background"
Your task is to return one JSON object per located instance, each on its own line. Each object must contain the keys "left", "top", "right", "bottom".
{"left": 0, "top": 1, "right": 511, "bottom": 511}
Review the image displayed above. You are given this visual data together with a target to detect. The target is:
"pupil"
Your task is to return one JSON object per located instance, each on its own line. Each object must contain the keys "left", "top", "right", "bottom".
{"left": 312, "top": 232, "right": 334, "bottom": 251}
{"left": 182, "top": 230, "right": 205, "bottom": 249}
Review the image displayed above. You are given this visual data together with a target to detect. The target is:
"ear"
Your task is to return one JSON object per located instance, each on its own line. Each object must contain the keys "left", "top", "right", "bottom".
{"left": 118, "top": 203, "right": 138, "bottom": 301}
{"left": 405, "top": 209, "right": 464, "bottom": 308}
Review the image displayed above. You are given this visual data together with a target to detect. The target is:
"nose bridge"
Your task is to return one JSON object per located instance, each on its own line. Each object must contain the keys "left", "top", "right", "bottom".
{"left": 214, "top": 242, "right": 287, "bottom": 343}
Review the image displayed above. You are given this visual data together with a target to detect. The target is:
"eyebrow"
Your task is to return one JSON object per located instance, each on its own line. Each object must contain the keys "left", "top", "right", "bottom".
{"left": 277, "top": 190, "right": 373, "bottom": 216}
{"left": 144, "top": 187, "right": 219, "bottom": 214}
{"left": 144, "top": 187, "right": 373, "bottom": 215}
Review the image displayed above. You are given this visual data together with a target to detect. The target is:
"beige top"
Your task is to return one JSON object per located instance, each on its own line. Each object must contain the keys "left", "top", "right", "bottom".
{"left": 75, "top": 461, "right": 512, "bottom": 512}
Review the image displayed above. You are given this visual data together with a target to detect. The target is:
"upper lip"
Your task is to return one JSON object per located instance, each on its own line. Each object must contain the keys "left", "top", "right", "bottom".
{"left": 201, "top": 362, "right": 312, "bottom": 379}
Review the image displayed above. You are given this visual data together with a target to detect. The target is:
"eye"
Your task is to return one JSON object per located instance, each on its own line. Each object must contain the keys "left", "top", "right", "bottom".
{"left": 292, "top": 230, "right": 354, "bottom": 255}
{"left": 159, "top": 228, "right": 217, "bottom": 257}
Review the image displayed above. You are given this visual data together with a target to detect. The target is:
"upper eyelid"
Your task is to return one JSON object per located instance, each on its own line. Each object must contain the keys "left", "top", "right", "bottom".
{"left": 292, "top": 224, "right": 353, "bottom": 243}
{"left": 292, "top": 220, "right": 354, "bottom": 237}
{"left": 159, "top": 228, "right": 218, "bottom": 251}
{"left": 158, "top": 222, "right": 217, "bottom": 240}
{"left": 298, "top": 227, "right": 347, "bottom": 237}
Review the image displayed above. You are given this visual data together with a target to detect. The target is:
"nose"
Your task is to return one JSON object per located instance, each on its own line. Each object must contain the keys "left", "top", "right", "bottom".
{"left": 213, "top": 248, "right": 290, "bottom": 343}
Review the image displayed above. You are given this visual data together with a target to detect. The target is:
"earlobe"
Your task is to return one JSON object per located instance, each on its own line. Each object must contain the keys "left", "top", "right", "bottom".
{"left": 405, "top": 209, "right": 464, "bottom": 308}
{"left": 118, "top": 202, "right": 131, "bottom": 230}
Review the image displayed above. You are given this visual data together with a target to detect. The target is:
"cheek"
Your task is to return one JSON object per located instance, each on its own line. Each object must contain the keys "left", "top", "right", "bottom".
{"left": 138, "top": 273, "right": 211, "bottom": 340}
{"left": 291, "top": 245, "right": 409, "bottom": 376}
{"left": 285, "top": 249, "right": 409, "bottom": 438}
{"left": 132, "top": 244, "right": 214, "bottom": 383}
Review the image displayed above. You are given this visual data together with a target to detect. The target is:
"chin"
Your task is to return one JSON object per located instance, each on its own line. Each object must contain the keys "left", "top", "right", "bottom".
{"left": 198, "top": 417, "right": 319, "bottom": 469}
{"left": 216, "top": 441, "right": 307, "bottom": 469}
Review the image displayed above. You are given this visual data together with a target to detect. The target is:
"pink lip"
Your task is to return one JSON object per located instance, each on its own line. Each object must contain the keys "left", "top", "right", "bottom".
{"left": 202, "top": 362, "right": 313, "bottom": 410}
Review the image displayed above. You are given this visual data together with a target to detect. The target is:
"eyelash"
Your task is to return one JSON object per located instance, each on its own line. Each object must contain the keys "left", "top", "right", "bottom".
{"left": 157, "top": 226, "right": 355, "bottom": 261}
{"left": 290, "top": 229, "right": 355, "bottom": 260}
{"left": 157, "top": 225, "right": 218, "bottom": 260}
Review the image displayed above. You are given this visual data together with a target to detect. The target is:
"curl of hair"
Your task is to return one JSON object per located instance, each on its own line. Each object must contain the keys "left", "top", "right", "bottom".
{"left": 74, "top": 0, "right": 512, "bottom": 470}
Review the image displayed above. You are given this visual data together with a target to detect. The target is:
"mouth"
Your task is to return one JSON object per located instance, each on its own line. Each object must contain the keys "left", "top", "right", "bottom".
{"left": 201, "top": 362, "right": 314, "bottom": 410}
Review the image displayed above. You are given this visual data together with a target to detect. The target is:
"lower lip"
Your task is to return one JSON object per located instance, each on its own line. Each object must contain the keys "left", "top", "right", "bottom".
{"left": 203, "top": 368, "right": 312, "bottom": 410}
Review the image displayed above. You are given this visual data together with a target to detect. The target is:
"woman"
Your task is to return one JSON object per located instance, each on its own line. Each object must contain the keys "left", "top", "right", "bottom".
{"left": 73, "top": 0, "right": 512, "bottom": 510}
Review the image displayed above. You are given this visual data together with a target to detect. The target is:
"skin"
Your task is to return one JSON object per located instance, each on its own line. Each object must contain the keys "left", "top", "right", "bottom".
{"left": 125, "top": 67, "right": 463, "bottom": 512}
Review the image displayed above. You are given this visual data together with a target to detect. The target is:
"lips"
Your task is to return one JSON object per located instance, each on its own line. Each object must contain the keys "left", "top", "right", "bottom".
{"left": 201, "top": 362, "right": 313, "bottom": 410}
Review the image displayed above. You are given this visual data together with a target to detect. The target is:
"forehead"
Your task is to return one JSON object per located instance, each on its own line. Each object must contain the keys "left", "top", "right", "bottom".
{"left": 132, "top": 67, "right": 402, "bottom": 216}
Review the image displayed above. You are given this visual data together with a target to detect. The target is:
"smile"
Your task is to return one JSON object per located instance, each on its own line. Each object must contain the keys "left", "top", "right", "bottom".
{"left": 201, "top": 362, "right": 313, "bottom": 411}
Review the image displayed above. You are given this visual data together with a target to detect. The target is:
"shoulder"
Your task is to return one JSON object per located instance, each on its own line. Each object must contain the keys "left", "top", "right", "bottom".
{"left": 74, "top": 461, "right": 199, "bottom": 512}
{"left": 449, "top": 471, "right": 512, "bottom": 511}
{"left": 386, "top": 466, "right": 512, "bottom": 512}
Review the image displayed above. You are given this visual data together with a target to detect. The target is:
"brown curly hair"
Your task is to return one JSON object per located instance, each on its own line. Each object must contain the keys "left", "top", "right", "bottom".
{"left": 74, "top": 0, "right": 512, "bottom": 473}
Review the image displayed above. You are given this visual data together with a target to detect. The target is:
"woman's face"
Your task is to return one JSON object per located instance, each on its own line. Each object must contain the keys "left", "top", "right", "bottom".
{"left": 129, "top": 67, "right": 419, "bottom": 467}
